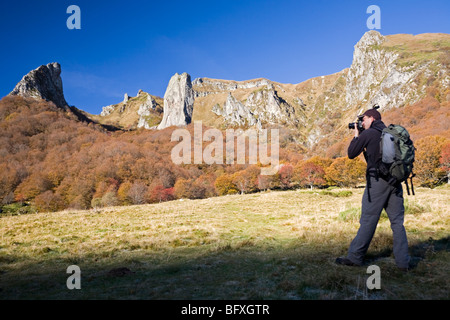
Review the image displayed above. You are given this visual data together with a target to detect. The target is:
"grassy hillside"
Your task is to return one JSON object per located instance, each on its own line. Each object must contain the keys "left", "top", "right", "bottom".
{"left": 0, "top": 185, "right": 448, "bottom": 300}
{"left": 382, "top": 33, "right": 450, "bottom": 68}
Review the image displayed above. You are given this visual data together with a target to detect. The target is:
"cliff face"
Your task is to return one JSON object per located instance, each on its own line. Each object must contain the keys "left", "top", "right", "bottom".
{"left": 9, "top": 62, "right": 69, "bottom": 110}
{"left": 157, "top": 73, "right": 195, "bottom": 130}
{"left": 344, "top": 31, "right": 449, "bottom": 112}
{"left": 208, "top": 84, "right": 297, "bottom": 129}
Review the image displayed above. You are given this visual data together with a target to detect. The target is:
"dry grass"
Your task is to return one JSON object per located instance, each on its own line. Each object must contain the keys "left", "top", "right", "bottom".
{"left": 382, "top": 33, "right": 450, "bottom": 68}
{"left": 0, "top": 185, "right": 448, "bottom": 299}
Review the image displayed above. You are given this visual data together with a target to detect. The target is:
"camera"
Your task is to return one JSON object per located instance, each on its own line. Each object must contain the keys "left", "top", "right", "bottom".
{"left": 348, "top": 115, "right": 365, "bottom": 132}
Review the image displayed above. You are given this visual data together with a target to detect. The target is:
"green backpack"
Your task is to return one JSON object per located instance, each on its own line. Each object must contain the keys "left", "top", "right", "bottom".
{"left": 378, "top": 124, "right": 416, "bottom": 195}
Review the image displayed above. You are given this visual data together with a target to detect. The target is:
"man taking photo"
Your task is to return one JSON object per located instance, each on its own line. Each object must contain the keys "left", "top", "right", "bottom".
{"left": 335, "top": 108, "right": 410, "bottom": 272}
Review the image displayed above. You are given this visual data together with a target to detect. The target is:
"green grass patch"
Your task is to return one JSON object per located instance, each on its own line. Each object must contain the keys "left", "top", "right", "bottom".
{"left": 319, "top": 190, "right": 353, "bottom": 197}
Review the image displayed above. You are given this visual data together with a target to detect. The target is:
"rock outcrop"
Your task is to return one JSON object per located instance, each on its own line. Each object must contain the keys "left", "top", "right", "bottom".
{"left": 95, "top": 90, "right": 163, "bottom": 130}
{"left": 212, "top": 93, "right": 261, "bottom": 128}
{"left": 345, "top": 30, "right": 449, "bottom": 111}
{"left": 157, "top": 73, "right": 195, "bottom": 130}
{"left": 9, "top": 62, "right": 69, "bottom": 109}
{"left": 244, "top": 84, "right": 297, "bottom": 125}
{"left": 137, "top": 93, "right": 158, "bottom": 129}
{"left": 210, "top": 84, "right": 297, "bottom": 129}
{"left": 100, "top": 104, "right": 115, "bottom": 117}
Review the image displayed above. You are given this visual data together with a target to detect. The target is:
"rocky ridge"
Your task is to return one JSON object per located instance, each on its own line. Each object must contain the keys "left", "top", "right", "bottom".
{"left": 9, "top": 62, "right": 69, "bottom": 110}
{"left": 7, "top": 31, "right": 449, "bottom": 149}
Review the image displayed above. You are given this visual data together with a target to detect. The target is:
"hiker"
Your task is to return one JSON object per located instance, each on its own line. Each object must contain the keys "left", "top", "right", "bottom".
{"left": 335, "top": 108, "right": 410, "bottom": 271}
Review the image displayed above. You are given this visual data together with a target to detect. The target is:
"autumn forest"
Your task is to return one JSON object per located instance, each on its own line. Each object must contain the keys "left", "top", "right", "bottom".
{"left": 0, "top": 92, "right": 449, "bottom": 214}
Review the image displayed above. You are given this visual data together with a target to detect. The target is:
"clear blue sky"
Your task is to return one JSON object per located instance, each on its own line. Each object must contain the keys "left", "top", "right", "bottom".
{"left": 1, "top": 0, "right": 449, "bottom": 114}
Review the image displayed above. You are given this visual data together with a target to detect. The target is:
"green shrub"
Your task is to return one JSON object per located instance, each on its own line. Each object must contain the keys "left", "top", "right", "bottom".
{"left": 0, "top": 203, "right": 37, "bottom": 216}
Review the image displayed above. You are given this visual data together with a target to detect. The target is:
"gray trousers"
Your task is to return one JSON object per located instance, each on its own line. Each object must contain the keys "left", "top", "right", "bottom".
{"left": 347, "top": 176, "right": 410, "bottom": 268}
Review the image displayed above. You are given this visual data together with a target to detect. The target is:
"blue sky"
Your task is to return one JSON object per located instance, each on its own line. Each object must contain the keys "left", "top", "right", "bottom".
{"left": 1, "top": 0, "right": 449, "bottom": 115}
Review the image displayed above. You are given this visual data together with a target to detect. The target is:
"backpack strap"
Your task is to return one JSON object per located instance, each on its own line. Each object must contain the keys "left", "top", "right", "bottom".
{"left": 405, "top": 179, "right": 410, "bottom": 196}
{"left": 403, "top": 171, "right": 416, "bottom": 196}
{"left": 410, "top": 171, "right": 416, "bottom": 196}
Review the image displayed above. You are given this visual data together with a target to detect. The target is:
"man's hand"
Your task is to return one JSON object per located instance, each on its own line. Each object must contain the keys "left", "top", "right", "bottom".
{"left": 354, "top": 126, "right": 359, "bottom": 138}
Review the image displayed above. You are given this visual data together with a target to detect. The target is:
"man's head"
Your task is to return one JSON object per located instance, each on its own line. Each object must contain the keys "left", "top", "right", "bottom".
{"left": 361, "top": 108, "right": 381, "bottom": 130}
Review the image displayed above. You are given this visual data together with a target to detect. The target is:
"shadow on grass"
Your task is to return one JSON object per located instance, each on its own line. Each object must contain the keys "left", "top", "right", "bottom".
{"left": 0, "top": 242, "right": 365, "bottom": 300}
{"left": 364, "top": 235, "right": 449, "bottom": 269}
{"left": 0, "top": 236, "right": 448, "bottom": 300}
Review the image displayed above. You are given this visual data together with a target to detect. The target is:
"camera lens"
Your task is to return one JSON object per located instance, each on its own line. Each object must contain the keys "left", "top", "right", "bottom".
{"left": 348, "top": 123, "right": 355, "bottom": 129}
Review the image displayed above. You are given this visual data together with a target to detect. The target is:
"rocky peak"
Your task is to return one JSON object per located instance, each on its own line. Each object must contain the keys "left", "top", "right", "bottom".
{"left": 157, "top": 72, "right": 195, "bottom": 130}
{"left": 345, "top": 31, "right": 396, "bottom": 109}
{"left": 9, "top": 62, "right": 69, "bottom": 110}
{"left": 123, "top": 93, "right": 130, "bottom": 103}
{"left": 344, "top": 30, "right": 448, "bottom": 111}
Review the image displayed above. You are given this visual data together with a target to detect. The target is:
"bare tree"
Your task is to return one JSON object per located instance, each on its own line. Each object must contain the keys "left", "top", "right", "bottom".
{"left": 128, "top": 181, "right": 148, "bottom": 204}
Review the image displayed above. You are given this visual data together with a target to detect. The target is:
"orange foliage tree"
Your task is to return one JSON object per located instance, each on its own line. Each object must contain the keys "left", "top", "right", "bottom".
{"left": 232, "top": 165, "right": 260, "bottom": 194}
{"left": 414, "top": 135, "right": 449, "bottom": 186}
{"left": 293, "top": 161, "right": 327, "bottom": 189}
{"left": 279, "top": 163, "right": 294, "bottom": 189}
{"left": 440, "top": 142, "right": 450, "bottom": 183}
{"left": 325, "top": 157, "right": 366, "bottom": 187}
{"left": 148, "top": 185, "right": 175, "bottom": 203}
{"left": 33, "top": 190, "right": 65, "bottom": 212}
{"left": 215, "top": 174, "right": 238, "bottom": 196}
{"left": 117, "top": 181, "right": 133, "bottom": 205}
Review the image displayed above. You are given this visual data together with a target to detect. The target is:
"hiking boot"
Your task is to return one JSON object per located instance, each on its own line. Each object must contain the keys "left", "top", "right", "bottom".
{"left": 335, "top": 257, "right": 359, "bottom": 266}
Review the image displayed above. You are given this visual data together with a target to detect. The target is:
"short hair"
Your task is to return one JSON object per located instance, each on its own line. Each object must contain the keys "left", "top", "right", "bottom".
{"left": 362, "top": 109, "right": 381, "bottom": 120}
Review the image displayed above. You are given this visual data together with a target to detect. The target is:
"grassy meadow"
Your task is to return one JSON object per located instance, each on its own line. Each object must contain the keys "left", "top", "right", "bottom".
{"left": 0, "top": 185, "right": 448, "bottom": 300}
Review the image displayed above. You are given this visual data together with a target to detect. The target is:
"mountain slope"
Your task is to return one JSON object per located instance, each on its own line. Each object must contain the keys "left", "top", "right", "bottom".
{"left": 180, "top": 31, "right": 449, "bottom": 155}
{"left": 5, "top": 31, "right": 450, "bottom": 154}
